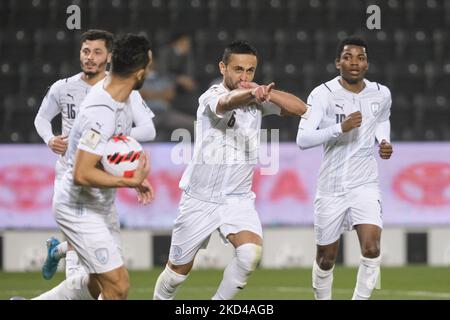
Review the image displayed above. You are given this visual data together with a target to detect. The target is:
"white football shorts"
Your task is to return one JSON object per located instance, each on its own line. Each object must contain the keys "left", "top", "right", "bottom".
{"left": 168, "top": 192, "right": 263, "bottom": 265}
{"left": 53, "top": 202, "right": 123, "bottom": 274}
{"left": 314, "top": 183, "right": 383, "bottom": 246}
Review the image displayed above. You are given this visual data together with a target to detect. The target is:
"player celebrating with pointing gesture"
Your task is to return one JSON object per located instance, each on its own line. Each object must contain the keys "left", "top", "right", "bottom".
{"left": 153, "top": 40, "right": 309, "bottom": 300}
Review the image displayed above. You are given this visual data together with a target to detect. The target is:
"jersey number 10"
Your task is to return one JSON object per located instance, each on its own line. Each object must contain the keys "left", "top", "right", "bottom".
{"left": 335, "top": 114, "right": 345, "bottom": 124}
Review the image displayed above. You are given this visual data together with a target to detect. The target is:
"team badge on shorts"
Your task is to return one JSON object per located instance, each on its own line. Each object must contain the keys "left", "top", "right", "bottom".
{"left": 370, "top": 102, "right": 380, "bottom": 116}
{"left": 170, "top": 245, "right": 183, "bottom": 260}
{"left": 95, "top": 248, "right": 109, "bottom": 265}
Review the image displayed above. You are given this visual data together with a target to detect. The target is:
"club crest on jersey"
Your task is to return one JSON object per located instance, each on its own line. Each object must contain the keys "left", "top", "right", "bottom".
{"left": 170, "top": 245, "right": 183, "bottom": 260}
{"left": 371, "top": 102, "right": 380, "bottom": 116}
{"left": 95, "top": 248, "right": 109, "bottom": 265}
{"left": 249, "top": 107, "right": 257, "bottom": 116}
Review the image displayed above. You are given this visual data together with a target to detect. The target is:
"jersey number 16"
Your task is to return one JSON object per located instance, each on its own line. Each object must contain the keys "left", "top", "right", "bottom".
{"left": 66, "top": 103, "right": 76, "bottom": 119}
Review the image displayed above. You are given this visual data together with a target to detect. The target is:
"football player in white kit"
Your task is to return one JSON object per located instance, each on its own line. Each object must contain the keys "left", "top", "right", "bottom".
{"left": 34, "top": 30, "right": 156, "bottom": 282}
{"left": 31, "top": 34, "right": 154, "bottom": 300}
{"left": 153, "top": 41, "right": 309, "bottom": 300}
{"left": 296, "top": 36, "right": 393, "bottom": 300}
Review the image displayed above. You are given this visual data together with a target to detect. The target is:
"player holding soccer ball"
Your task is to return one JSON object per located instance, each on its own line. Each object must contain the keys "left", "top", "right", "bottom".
{"left": 296, "top": 36, "right": 393, "bottom": 300}
{"left": 31, "top": 33, "right": 154, "bottom": 300}
{"left": 33, "top": 30, "right": 156, "bottom": 284}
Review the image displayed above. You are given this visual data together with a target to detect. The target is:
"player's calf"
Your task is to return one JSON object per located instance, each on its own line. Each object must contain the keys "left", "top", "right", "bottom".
{"left": 94, "top": 267, "right": 130, "bottom": 300}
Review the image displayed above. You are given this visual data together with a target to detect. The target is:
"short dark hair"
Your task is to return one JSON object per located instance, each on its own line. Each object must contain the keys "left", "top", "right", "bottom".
{"left": 80, "top": 29, "right": 114, "bottom": 52}
{"left": 222, "top": 41, "right": 258, "bottom": 65}
{"left": 111, "top": 33, "right": 151, "bottom": 77}
{"left": 336, "top": 36, "right": 369, "bottom": 61}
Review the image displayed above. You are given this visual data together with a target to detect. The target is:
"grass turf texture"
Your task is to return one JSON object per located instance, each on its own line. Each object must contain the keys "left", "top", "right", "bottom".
{"left": 1, "top": 266, "right": 449, "bottom": 300}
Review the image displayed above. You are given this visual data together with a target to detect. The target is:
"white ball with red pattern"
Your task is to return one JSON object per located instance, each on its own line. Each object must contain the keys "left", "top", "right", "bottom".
{"left": 101, "top": 135, "right": 143, "bottom": 177}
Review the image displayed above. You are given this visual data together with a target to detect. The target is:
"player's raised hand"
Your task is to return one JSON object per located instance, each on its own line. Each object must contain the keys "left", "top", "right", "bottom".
{"left": 264, "top": 82, "right": 275, "bottom": 101}
{"left": 48, "top": 135, "right": 68, "bottom": 155}
{"left": 341, "top": 111, "right": 362, "bottom": 133}
{"left": 136, "top": 178, "right": 154, "bottom": 204}
{"left": 379, "top": 139, "right": 393, "bottom": 159}
{"left": 251, "top": 82, "right": 275, "bottom": 103}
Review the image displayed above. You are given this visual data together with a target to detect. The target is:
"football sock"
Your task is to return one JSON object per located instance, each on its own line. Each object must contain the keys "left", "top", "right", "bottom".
{"left": 352, "top": 255, "right": 381, "bottom": 300}
{"left": 65, "top": 250, "right": 87, "bottom": 279}
{"left": 32, "top": 274, "right": 94, "bottom": 300}
{"left": 153, "top": 265, "right": 188, "bottom": 300}
{"left": 312, "top": 260, "right": 334, "bottom": 300}
{"left": 212, "top": 243, "right": 262, "bottom": 300}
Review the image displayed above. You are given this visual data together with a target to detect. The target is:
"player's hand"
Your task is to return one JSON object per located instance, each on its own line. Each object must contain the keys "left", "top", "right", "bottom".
{"left": 128, "top": 152, "right": 150, "bottom": 187}
{"left": 251, "top": 82, "right": 275, "bottom": 103}
{"left": 341, "top": 111, "right": 362, "bottom": 133}
{"left": 135, "top": 178, "right": 154, "bottom": 205}
{"left": 379, "top": 139, "right": 393, "bottom": 159}
{"left": 48, "top": 135, "right": 68, "bottom": 155}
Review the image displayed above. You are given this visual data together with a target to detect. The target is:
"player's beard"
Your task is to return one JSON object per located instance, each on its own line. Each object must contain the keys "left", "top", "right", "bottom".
{"left": 224, "top": 77, "right": 238, "bottom": 91}
{"left": 81, "top": 59, "right": 107, "bottom": 77}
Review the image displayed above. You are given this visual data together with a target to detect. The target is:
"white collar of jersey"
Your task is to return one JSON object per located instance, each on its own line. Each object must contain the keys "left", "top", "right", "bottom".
{"left": 99, "top": 79, "right": 128, "bottom": 109}
{"left": 330, "top": 76, "right": 372, "bottom": 95}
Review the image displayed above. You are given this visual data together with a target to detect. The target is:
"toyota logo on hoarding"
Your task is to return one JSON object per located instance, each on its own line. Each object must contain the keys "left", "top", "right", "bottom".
{"left": 393, "top": 162, "right": 450, "bottom": 206}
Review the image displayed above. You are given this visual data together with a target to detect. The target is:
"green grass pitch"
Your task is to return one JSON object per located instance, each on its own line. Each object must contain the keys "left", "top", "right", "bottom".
{"left": 1, "top": 266, "right": 449, "bottom": 300}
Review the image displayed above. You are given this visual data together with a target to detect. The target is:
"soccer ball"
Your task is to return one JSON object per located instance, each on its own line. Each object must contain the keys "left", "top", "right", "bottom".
{"left": 101, "top": 135, "right": 142, "bottom": 178}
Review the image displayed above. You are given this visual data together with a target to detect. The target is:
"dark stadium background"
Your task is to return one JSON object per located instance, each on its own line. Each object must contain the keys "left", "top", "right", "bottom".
{"left": 0, "top": 0, "right": 449, "bottom": 142}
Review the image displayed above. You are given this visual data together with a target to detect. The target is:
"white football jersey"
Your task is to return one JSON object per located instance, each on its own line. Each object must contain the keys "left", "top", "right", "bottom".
{"left": 179, "top": 83, "right": 281, "bottom": 202}
{"left": 55, "top": 79, "right": 136, "bottom": 212}
{"left": 36, "top": 73, "right": 154, "bottom": 179}
{"left": 298, "top": 76, "right": 391, "bottom": 196}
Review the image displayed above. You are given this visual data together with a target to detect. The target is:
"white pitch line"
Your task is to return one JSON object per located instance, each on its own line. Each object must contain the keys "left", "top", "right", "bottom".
{"left": 132, "top": 286, "right": 450, "bottom": 299}
{"left": 2, "top": 286, "right": 449, "bottom": 299}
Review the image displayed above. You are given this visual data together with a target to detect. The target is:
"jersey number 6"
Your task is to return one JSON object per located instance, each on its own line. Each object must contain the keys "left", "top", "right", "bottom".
{"left": 227, "top": 111, "right": 236, "bottom": 128}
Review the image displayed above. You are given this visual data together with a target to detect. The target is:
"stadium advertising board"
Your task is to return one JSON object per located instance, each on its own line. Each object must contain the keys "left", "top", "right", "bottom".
{"left": 0, "top": 143, "right": 449, "bottom": 229}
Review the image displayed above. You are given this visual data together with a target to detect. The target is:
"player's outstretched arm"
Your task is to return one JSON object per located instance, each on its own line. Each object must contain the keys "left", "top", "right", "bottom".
{"left": 216, "top": 84, "right": 271, "bottom": 115}
{"left": 267, "top": 89, "right": 308, "bottom": 116}
{"left": 73, "top": 149, "right": 149, "bottom": 188}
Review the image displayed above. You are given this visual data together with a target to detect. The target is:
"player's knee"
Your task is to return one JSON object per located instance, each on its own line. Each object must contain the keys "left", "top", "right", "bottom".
{"left": 168, "top": 260, "right": 193, "bottom": 276}
{"left": 317, "top": 256, "right": 335, "bottom": 270}
{"left": 361, "top": 245, "right": 380, "bottom": 259}
{"left": 236, "top": 243, "right": 262, "bottom": 273}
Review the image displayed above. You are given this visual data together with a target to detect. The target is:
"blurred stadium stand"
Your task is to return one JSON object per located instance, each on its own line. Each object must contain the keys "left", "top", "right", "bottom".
{"left": 0, "top": 0, "right": 449, "bottom": 142}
